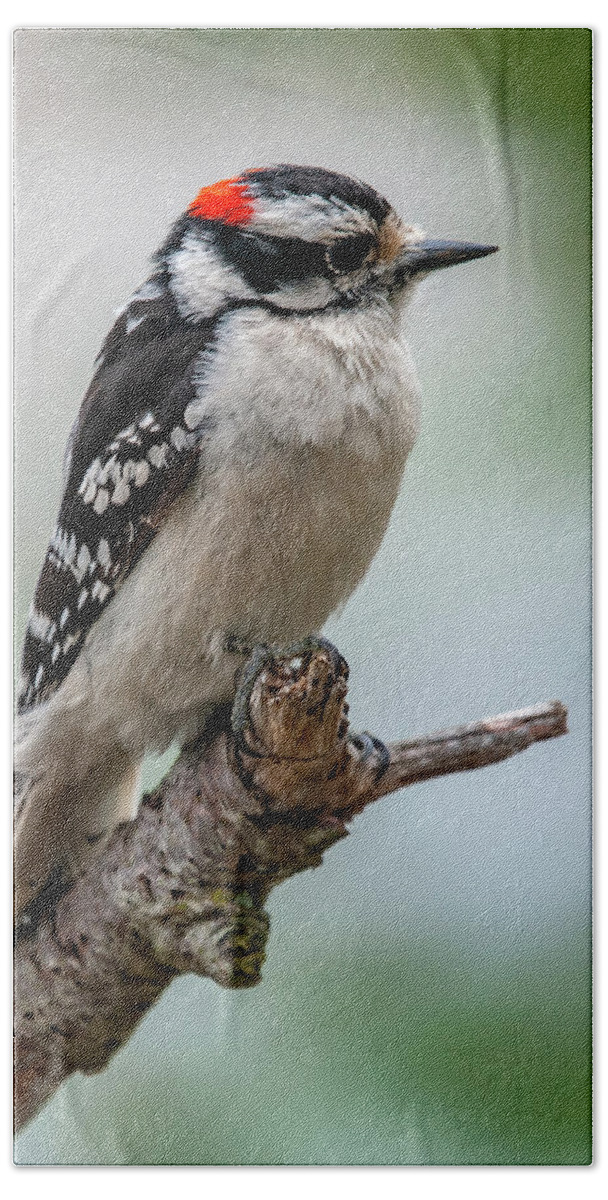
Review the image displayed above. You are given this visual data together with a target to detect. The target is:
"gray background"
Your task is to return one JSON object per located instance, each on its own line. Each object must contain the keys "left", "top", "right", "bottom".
{"left": 14, "top": 29, "right": 591, "bottom": 1164}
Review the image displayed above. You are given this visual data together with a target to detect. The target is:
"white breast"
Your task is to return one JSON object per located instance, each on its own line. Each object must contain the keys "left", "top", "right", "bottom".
{"left": 23, "top": 300, "right": 421, "bottom": 767}
{"left": 199, "top": 300, "right": 420, "bottom": 451}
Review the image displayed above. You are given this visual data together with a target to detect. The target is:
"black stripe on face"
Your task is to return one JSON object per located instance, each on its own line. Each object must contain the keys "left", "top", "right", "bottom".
{"left": 215, "top": 226, "right": 379, "bottom": 294}
{"left": 325, "top": 231, "right": 376, "bottom": 274}
{"left": 215, "top": 225, "right": 328, "bottom": 293}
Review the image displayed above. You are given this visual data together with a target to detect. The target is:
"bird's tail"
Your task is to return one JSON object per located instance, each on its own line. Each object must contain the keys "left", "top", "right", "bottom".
{"left": 14, "top": 756, "right": 142, "bottom": 932}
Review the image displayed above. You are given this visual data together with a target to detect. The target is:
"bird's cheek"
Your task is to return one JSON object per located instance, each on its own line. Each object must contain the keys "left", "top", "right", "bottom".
{"left": 263, "top": 277, "right": 335, "bottom": 311}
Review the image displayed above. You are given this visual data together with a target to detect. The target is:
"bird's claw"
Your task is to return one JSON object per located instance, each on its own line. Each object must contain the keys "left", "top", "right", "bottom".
{"left": 349, "top": 731, "right": 390, "bottom": 781}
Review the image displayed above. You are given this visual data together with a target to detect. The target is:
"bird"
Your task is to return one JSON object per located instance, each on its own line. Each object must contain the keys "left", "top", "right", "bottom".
{"left": 14, "top": 163, "right": 497, "bottom": 923}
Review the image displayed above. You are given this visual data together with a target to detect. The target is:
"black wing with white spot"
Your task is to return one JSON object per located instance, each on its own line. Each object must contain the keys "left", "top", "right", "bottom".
{"left": 18, "top": 276, "right": 219, "bottom": 713}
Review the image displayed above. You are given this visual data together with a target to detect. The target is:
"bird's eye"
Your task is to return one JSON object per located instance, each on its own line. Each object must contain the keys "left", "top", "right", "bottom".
{"left": 325, "top": 232, "right": 375, "bottom": 275}
{"left": 216, "top": 227, "right": 327, "bottom": 291}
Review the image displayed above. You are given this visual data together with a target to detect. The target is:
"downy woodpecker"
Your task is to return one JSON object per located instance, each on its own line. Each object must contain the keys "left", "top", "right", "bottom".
{"left": 15, "top": 164, "right": 496, "bottom": 920}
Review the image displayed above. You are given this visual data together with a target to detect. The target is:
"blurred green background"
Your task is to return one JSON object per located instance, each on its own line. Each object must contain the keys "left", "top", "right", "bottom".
{"left": 13, "top": 29, "right": 591, "bottom": 1164}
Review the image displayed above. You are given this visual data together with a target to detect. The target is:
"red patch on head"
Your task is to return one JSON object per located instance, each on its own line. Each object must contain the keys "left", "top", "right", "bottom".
{"left": 187, "top": 176, "right": 255, "bottom": 226}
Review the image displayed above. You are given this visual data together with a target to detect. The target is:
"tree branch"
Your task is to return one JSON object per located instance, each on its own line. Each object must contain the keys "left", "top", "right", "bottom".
{"left": 14, "top": 639, "right": 567, "bottom": 1132}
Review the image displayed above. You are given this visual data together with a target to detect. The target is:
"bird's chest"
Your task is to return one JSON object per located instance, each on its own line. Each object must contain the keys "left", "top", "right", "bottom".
{"left": 202, "top": 301, "right": 420, "bottom": 453}
{"left": 184, "top": 303, "right": 421, "bottom": 636}
{"left": 74, "top": 304, "right": 420, "bottom": 741}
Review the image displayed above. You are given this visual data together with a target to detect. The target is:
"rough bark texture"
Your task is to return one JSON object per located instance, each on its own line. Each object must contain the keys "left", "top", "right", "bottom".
{"left": 14, "top": 638, "right": 568, "bottom": 1132}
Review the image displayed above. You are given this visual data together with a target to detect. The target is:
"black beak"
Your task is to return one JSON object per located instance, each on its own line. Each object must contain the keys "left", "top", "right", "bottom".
{"left": 398, "top": 239, "right": 499, "bottom": 279}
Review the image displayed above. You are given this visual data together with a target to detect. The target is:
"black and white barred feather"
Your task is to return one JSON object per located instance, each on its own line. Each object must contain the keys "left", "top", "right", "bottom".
{"left": 18, "top": 273, "right": 218, "bottom": 712}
